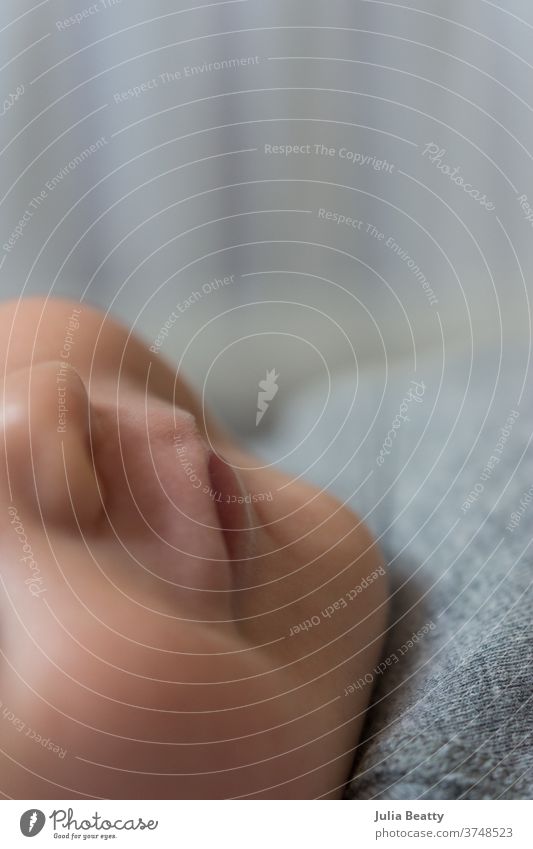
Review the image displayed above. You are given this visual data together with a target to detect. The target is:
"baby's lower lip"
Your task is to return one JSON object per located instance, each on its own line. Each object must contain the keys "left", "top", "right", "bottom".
{"left": 207, "top": 452, "right": 256, "bottom": 561}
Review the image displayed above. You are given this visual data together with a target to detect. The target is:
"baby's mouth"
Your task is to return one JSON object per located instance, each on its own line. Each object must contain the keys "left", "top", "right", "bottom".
{"left": 207, "top": 452, "right": 257, "bottom": 562}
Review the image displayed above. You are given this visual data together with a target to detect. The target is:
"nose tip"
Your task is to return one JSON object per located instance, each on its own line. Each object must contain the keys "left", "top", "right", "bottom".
{"left": 1, "top": 361, "right": 103, "bottom": 528}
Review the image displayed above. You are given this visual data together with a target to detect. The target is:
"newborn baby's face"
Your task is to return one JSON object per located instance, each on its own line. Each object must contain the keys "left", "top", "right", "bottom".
{"left": 0, "top": 298, "right": 387, "bottom": 799}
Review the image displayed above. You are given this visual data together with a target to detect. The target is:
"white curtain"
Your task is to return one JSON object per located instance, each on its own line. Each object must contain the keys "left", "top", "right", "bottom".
{"left": 1, "top": 1, "right": 531, "bottom": 424}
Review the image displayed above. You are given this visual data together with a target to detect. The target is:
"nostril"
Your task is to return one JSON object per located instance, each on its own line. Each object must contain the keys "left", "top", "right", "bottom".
{"left": 1, "top": 362, "right": 103, "bottom": 528}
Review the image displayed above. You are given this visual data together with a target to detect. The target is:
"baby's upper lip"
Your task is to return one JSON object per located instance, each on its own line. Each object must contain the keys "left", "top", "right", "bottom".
{"left": 207, "top": 452, "right": 257, "bottom": 562}
{"left": 162, "top": 404, "right": 258, "bottom": 561}
{"left": 89, "top": 381, "right": 258, "bottom": 569}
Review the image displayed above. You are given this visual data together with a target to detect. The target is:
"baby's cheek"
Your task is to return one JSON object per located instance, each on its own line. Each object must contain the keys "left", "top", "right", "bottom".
{"left": 0, "top": 609, "right": 253, "bottom": 796}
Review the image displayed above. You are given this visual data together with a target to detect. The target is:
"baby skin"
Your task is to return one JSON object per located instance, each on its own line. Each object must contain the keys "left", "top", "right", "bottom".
{"left": 0, "top": 298, "right": 388, "bottom": 799}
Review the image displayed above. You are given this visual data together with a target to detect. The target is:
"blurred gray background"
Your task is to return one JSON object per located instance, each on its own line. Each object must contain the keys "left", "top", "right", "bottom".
{"left": 1, "top": 0, "right": 532, "bottom": 432}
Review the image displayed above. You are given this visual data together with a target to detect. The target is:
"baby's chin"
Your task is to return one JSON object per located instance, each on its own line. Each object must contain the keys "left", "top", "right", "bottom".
{"left": 0, "top": 607, "right": 357, "bottom": 799}
{"left": 1, "top": 535, "right": 385, "bottom": 800}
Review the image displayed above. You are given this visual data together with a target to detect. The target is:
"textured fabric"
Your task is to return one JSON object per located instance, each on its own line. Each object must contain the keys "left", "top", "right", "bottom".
{"left": 243, "top": 345, "right": 532, "bottom": 799}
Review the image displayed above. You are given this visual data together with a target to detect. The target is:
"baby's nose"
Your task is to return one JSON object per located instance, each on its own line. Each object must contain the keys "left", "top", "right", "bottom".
{"left": 0, "top": 361, "right": 102, "bottom": 528}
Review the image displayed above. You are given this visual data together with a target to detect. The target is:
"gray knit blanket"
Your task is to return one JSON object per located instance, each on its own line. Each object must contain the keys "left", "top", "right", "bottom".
{"left": 243, "top": 345, "right": 532, "bottom": 799}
